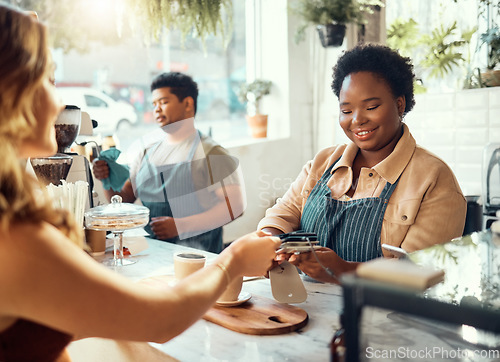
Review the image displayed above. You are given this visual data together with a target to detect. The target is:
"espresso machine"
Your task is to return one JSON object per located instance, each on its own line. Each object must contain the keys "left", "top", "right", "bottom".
{"left": 30, "top": 105, "right": 96, "bottom": 210}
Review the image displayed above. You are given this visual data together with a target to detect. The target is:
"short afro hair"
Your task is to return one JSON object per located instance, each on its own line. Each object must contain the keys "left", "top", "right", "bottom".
{"left": 331, "top": 43, "right": 416, "bottom": 115}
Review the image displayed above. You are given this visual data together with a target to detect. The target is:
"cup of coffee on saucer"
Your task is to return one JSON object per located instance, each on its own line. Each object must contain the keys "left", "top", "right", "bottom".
{"left": 174, "top": 252, "right": 206, "bottom": 280}
{"left": 216, "top": 276, "right": 251, "bottom": 307}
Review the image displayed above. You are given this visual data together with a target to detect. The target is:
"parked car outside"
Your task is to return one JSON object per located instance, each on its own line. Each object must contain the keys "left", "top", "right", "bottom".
{"left": 56, "top": 87, "right": 138, "bottom": 136}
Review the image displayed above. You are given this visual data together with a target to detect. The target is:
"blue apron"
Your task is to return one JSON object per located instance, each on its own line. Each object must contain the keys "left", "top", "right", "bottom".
{"left": 135, "top": 132, "right": 222, "bottom": 253}
{"left": 300, "top": 159, "right": 400, "bottom": 262}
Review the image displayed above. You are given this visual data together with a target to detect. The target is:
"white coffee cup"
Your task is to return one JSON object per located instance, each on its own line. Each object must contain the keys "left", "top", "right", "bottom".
{"left": 218, "top": 276, "right": 243, "bottom": 302}
{"left": 174, "top": 252, "right": 206, "bottom": 280}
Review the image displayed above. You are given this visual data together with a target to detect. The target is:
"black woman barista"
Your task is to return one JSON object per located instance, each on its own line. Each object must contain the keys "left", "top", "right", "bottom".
{"left": 258, "top": 44, "right": 466, "bottom": 283}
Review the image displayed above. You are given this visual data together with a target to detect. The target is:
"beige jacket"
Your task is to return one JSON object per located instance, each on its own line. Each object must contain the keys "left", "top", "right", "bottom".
{"left": 258, "top": 124, "right": 466, "bottom": 255}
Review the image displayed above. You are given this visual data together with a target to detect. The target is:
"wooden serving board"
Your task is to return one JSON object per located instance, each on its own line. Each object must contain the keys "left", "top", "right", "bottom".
{"left": 138, "top": 276, "right": 308, "bottom": 335}
{"left": 203, "top": 295, "right": 308, "bottom": 335}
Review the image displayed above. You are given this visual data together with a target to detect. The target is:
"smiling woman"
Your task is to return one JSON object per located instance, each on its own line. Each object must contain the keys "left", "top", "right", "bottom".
{"left": 258, "top": 43, "right": 467, "bottom": 284}
{"left": 338, "top": 71, "right": 405, "bottom": 168}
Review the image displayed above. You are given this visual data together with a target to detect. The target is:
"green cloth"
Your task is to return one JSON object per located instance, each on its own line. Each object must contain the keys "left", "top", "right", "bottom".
{"left": 98, "top": 148, "right": 130, "bottom": 192}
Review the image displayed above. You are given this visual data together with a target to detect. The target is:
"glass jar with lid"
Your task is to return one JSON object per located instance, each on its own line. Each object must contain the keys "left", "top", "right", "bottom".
{"left": 85, "top": 195, "right": 149, "bottom": 266}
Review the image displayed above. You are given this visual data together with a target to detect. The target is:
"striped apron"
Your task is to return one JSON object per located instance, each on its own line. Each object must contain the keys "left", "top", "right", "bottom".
{"left": 300, "top": 160, "right": 400, "bottom": 262}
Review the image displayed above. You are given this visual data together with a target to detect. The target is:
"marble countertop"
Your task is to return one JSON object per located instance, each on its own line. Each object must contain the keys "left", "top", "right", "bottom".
{"left": 113, "top": 237, "right": 344, "bottom": 361}
{"left": 69, "top": 235, "right": 500, "bottom": 362}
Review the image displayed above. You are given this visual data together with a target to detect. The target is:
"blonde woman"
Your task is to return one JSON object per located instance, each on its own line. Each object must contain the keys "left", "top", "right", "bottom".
{"left": 0, "top": 3, "right": 281, "bottom": 361}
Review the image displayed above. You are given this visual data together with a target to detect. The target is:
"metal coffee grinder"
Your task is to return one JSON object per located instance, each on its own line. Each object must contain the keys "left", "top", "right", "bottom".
{"left": 30, "top": 105, "right": 95, "bottom": 209}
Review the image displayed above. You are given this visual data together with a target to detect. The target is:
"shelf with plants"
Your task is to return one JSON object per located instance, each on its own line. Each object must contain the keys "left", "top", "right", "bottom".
{"left": 387, "top": 17, "right": 476, "bottom": 92}
{"left": 386, "top": 0, "right": 500, "bottom": 90}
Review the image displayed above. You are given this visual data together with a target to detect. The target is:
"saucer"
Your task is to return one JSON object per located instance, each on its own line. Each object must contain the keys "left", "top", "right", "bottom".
{"left": 216, "top": 292, "right": 252, "bottom": 307}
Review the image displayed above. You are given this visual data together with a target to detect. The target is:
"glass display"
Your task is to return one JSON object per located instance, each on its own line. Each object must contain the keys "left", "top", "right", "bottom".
{"left": 409, "top": 230, "right": 500, "bottom": 310}
{"left": 85, "top": 195, "right": 149, "bottom": 266}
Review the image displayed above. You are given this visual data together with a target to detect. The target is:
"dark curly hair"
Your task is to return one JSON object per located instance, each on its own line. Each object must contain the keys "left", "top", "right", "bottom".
{"left": 331, "top": 43, "right": 416, "bottom": 115}
{"left": 151, "top": 72, "right": 199, "bottom": 114}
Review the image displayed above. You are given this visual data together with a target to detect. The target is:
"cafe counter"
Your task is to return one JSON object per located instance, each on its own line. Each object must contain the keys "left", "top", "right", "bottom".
{"left": 68, "top": 233, "right": 500, "bottom": 361}
{"left": 68, "top": 236, "right": 344, "bottom": 361}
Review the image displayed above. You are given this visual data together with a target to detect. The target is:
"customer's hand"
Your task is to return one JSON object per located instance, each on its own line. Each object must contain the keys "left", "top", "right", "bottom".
{"left": 221, "top": 230, "right": 282, "bottom": 278}
{"left": 150, "top": 216, "right": 179, "bottom": 240}
{"left": 280, "top": 247, "right": 344, "bottom": 283}
{"left": 92, "top": 159, "right": 110, "bottom": 180}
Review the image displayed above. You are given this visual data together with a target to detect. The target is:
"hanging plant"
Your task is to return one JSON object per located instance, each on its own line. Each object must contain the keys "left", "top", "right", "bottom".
{"left": 289, "top": 0, "right": 384, "bottom": 46}
{"left": 123, "top": 0, "right": 233, "bottom": 47}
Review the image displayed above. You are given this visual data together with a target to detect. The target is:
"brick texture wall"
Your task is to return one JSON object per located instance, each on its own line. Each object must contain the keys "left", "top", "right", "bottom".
{"left": 405, "top": 87, "right": 500, "bottom": 197}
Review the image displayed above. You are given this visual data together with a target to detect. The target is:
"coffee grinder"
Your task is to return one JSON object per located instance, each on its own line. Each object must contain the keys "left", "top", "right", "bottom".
{"left": 65, "top": 110, "right": 96, "bottom": 209}
{"left": 30, "top": 105, "right": 95, "bottom": 209}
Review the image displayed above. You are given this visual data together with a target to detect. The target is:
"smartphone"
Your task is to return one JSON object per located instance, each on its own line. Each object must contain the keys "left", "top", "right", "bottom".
{"left": 381, "top": 244, "right": 409, "bottom": 259}
{"left": 277, "top": 241, "right": 321, "bottom": 254}
{"left": 279, "top": 231, "right": 318, "bottom": 241}
{"left": 279, "top": 235, "right": 318, "bottom": 242}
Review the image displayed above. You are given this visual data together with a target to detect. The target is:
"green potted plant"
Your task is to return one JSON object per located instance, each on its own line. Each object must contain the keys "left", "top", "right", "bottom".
{"left": 238, "top": 79, "right": 272, "bottom": 138}
{"left": 477, "top": 0, "right": 500, "bottom": 86}
{"left": 290, "top": 0, "right": 383, "bottom": 47}
{"left": 479, "top": 26, "right": 500, "bottom": 86}
{"left": 419, "top": 22, "right": 475, "bottom": 80}
{"left": 387, "top": 17, "right": 476, "bottom": 91}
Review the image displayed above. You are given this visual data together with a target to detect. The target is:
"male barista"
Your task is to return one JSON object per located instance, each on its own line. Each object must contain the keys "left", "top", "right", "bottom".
{"left": 93, "top": 72, "right": 245, "bottom": 253}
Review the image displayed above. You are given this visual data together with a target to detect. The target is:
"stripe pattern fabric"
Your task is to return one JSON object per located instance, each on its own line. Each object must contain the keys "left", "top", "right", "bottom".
{"left": 300, "top": 161, "right": 399, "bottom": 262}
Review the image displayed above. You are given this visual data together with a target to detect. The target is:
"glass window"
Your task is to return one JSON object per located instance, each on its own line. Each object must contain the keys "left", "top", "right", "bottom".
{"left": 28, "top": 0, "right": 251, "bottom": 150}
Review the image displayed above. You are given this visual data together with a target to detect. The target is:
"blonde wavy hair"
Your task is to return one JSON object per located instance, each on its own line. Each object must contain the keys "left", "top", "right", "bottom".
{"left": 0, "top": 4, "right": 83, "bottom": 246}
